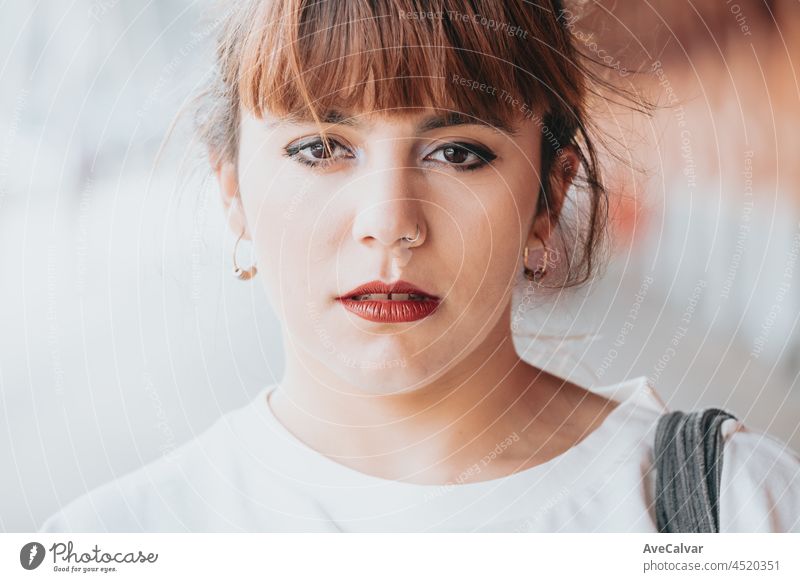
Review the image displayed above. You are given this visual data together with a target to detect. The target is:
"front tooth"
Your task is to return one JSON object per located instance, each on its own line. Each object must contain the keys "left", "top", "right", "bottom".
{"left": 354, "top": 293, "right": 389, "bottom": 300}
{"left": 351, "top": 293, "right": 429, "bottom": 301}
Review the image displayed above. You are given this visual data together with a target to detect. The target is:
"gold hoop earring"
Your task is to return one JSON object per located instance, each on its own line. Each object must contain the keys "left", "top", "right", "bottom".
{"left": 523, "top": 234, "right": 550, "bottom": 282}
{"left": 233, "top": 229, "right": 257, "bottom": 281}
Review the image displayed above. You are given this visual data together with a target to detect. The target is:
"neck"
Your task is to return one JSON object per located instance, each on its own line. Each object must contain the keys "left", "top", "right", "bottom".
{"left": 271, "top": 306, "right": 565, "bottom": 483}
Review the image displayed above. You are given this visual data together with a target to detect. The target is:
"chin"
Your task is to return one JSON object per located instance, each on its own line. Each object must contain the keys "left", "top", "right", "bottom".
{"left": 330, "top": 358, "right": 443, "bottom": 396}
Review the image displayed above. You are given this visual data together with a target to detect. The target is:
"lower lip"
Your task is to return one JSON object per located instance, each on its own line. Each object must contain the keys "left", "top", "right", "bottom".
{"left": 337, "top": 298, "right": 440, "bottom": 323}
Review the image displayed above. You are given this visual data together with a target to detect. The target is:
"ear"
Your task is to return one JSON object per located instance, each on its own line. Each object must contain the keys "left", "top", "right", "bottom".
{"left": 529, "top": 146, "right": 579, "bottom": 245}
{"left": 213, "top": 154, "right": 251, "bottom": 241}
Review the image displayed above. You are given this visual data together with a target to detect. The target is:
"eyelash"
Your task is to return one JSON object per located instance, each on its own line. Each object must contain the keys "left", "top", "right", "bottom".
{"left": 282, "top": 138, "right": 497, "bottom": 172}
{"left": 283, "top": 139, "right": 352, "bottom": 169}
{"left": 428, "top": 142, "right": 498, "bottom": 171}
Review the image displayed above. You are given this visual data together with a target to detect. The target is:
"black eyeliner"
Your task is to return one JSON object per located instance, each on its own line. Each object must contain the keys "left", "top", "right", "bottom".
{"left": 451, "top": 142, "right": 498, "bottom": 163}
{"left": 432, "top": 141, "right": 498, "bottom": 172}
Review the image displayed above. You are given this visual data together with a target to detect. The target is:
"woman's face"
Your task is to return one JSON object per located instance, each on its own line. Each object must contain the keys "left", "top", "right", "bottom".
{"left": 222, "top": 106, "right": 558, "bottom": 395}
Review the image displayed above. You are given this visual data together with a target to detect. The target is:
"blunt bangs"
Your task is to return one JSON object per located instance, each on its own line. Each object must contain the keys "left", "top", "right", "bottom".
{"left": 232, "top": 0, "right": 581, "bottom": 129}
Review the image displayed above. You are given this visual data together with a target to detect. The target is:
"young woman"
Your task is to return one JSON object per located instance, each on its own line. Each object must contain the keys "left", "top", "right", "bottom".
{"left": 41, "top": 0, "right": 799, "bottom": 532}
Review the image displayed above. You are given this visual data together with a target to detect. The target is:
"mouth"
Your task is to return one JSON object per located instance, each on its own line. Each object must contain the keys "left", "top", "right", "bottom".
{"left": 348, "top": 292, "right": 432, "bottom": 301}
{"left": 336, "top": 280, "right": 441, "bottom": 323}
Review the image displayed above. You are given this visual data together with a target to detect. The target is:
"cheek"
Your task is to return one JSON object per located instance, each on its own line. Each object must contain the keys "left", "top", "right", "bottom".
{"left": 237, "top": 162, "right": 344, "bottom": 312}
{"left": 236, "top": 128, "right": 333, "bottom": 258}
{"left": 238, "top": 154, "right": 329, "bottom": 259}
{"left": 460, "top": 180, "right": 535, "bottom": 294}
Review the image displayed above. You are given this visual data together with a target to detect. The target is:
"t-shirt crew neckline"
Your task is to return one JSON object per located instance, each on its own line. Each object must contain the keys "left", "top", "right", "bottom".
{"left": 229, "top": 375, "right": 662, "bottom": 531}
{"left": 246, "top": 375, "right": 655, "bottom": 495}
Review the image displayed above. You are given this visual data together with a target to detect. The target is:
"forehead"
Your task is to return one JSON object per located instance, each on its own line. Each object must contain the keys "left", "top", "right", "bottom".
{"left": 229, "top": 0, "right": 572, "bottom": 154}
{"left": 261, "top": 108, "right": 523, "bottom": 138}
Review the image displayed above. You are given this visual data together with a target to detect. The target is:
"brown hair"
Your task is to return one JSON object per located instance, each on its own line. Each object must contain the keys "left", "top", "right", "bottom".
{"left": 195, "top": 0, "right": 644, "bottom": 288}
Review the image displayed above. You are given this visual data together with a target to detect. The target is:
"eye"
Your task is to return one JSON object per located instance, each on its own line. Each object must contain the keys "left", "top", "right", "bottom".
{"left": 425, "top": 142, "right": 497, "bottom": 171}
{"left": 283, "top": 137, "right": 354, "bottom": 168}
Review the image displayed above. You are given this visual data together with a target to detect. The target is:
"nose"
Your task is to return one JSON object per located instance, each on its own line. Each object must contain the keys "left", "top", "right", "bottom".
{"left": 350, "top": 166, "right": 424, "bottom": 248}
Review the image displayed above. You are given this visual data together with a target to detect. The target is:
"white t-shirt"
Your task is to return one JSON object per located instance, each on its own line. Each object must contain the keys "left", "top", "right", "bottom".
{"left": 39, "top": 376, "right": 800, "bottom": 532}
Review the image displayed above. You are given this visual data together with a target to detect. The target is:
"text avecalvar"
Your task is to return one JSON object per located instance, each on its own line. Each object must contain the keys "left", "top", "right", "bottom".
{"left": 643, "top": 543, "right": 703, "bottom": 554}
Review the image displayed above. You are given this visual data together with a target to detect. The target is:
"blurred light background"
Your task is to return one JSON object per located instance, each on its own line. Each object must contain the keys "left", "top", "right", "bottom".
{"left": 1, "top": 0, "right": 799, "bottom": 531}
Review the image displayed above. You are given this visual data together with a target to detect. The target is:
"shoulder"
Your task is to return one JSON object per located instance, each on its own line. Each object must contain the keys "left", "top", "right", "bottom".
{"left": 39, "top": 413, "right": 237, "bottom": 532}
{"left": 39, "top": 392, "right": 319, "bottom": 532}
{"left": 718, "top": 417, "right": 800, "bottom": 532}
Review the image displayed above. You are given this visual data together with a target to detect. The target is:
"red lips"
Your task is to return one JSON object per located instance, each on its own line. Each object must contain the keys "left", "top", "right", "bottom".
{"left": 336, "top": 279, "right": 441, "bottom": 323}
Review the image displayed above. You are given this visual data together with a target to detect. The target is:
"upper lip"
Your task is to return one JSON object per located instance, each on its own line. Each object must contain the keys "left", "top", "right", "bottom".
{"left": 337, "top": 279, "right": 439, "bottom": 300}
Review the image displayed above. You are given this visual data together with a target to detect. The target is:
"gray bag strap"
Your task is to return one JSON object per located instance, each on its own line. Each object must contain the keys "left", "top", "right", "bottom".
{"left": 654, "top": 408, "right": 737, "bottom": 533}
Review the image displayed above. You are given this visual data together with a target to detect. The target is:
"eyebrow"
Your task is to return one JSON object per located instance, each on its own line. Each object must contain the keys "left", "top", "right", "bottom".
{"left": 268, "top": 110, "right": 520, "bottom": 137}
{"left": 416, "top": 112, "right": 520, "bottom": 137}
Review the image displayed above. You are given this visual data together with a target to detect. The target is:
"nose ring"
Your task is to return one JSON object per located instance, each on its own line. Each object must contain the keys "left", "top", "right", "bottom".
{"left": 402, "top": 224, "right": 421, "bottom": 244}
